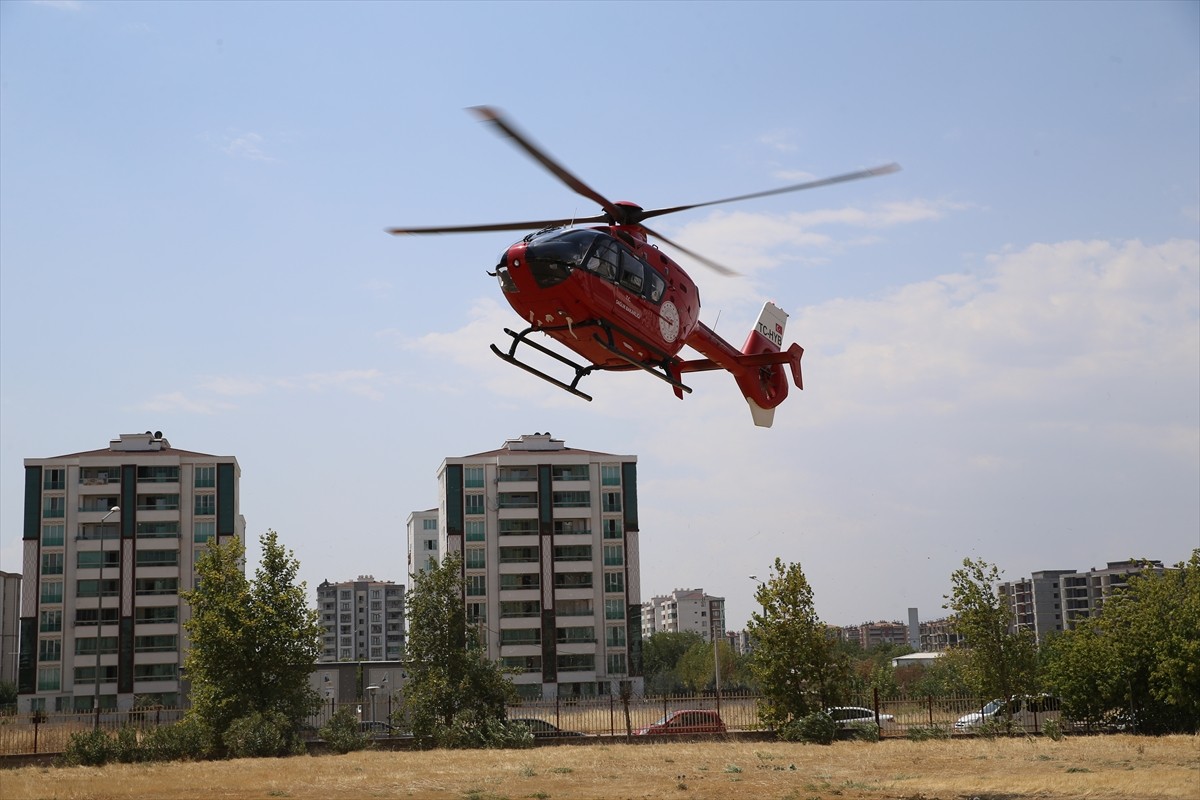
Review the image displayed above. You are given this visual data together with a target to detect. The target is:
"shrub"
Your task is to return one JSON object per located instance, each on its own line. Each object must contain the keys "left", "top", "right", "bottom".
{"left": 777, "top": 711, "right": 836, "bottom": 745}
{"left": 139, "top": 716, "right": 216, "bottom": 762}
{"left": 1042, "top": 717, "right": 1064, "bottom": 741}
{"left": 60, "top": 728, "right": 116, "bottom": 766}
{"left": 431, "top": 716, "right": 534, "bottom": 749}
{"left": 223, "top": 710, "right": 300, "bottom": 758}
{"left": 844, "top": 721, "right": 880, "bottom": 742}
{"left": 320, "top": 707, "right": 369, "bottom": 754}
{"left": 113, "top": 725, "right": 142, "bottom": 763}
{"left": 906, "top": 725, "right": 950, "bottom": 741}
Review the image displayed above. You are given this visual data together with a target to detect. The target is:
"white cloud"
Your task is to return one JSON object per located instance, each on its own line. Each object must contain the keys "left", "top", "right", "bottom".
{"left": 132, "top": 392, "right": 233, "bottom": 415}
{"left": 32, "top": 0, "right": 83, "bottom": 10}
{"left": 221, "top": 131, "right": 275, "bottom": 162}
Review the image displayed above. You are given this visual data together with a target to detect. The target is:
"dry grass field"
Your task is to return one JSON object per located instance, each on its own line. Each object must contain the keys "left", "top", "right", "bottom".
{"left": 2, "top": 734, "right": 1196, "bottom": 800}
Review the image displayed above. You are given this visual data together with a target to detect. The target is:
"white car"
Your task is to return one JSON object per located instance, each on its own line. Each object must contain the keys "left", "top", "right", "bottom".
{"left": 827, "top": 706, "right": 896, "bottom": 730}
{"left": 954, "top": 695, "right": 1064, "bottom": 732}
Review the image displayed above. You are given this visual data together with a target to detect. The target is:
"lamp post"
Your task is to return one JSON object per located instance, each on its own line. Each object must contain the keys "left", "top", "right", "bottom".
{"left": 94, "top": 506, "right": 119, "bottom": 730}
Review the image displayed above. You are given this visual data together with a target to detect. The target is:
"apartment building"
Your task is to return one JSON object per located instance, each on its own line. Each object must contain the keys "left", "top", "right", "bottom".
{"left": 1, "top": 571, "right": 21, "bottom": 686}
{"left": 641, "top": 588, "right": 726, "bottom": 643}
{"left": 18, "top": 432, "right": 243, "bottom": 713}
{"left": 840, "top": 620, "right": 910, "bottom": 649}
{"left": 405, "top": 508, "right": 440, "bottom": 584}
{"left": 412, "top": 432, "right": 643, "bottom": 700}
{"left": 997, "top": 560, "right": 1165, "bottom": 642}
{"left": 315, "top": 577, "right": 405, "bottom": 662}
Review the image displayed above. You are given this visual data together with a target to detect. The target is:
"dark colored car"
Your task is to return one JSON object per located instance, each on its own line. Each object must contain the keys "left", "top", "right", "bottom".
{"left": 635, "top": 710, "right": 726, "bottom": 736}
{"left": 510, "top": 717, "right": 585, "bottom": 738}
{"left": 827, "top": 706, "right": 896, "bottom": 731}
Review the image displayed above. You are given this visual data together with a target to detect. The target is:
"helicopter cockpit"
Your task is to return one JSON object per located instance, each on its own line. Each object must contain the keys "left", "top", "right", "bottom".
{"left": 507, "top": 228, "right": 666, "bottom": 305}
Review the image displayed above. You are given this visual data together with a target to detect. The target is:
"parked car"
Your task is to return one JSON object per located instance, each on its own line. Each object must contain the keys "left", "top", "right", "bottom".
{"left": 635, "top": 710, "right": 726, "bottom": 736}
{"left": 954, "top": 695, "right": 1064, "bottom": 732}
{"left": 826, "top": 706, "right": 896, "bottom": 731}
{"left": 509, "top": 717, "right": 586, "bottom": 738}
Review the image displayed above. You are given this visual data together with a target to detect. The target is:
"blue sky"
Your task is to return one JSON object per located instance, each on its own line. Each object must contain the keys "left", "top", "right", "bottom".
{"left": 2, "top": 0, "right": 1197, "bottom": 630}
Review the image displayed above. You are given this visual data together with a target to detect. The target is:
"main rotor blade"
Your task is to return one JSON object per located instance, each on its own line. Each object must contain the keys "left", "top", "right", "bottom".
{"left": 638, "top": 163, "right": 901, "bottom": 222}
{"left": 470, "top": 106, "right": 626, "bottom": 223}
{"left": 388, "top": 214, "right": 609, "bottom": 236}
{"left": 641, "top": 225, "right": 739, "bottom": 277}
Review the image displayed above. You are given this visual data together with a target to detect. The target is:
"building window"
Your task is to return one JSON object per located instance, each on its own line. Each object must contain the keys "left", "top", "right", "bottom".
{"left": 134, "top": 663, "right": 177, "bottom": 680}
{"left": 38, "top": 638, "right": 62, "bottom": 662}
{"left": 557, "top": 626, "right": 595, "bottom": 643}
{"left": 603, "top": 572, "right": 624, "bottom": 594}
{"left": 37, "top": 667, "right": 61, "bottom": 692}
{"left": 556, "top": 653, "right": 595, "bottom": 671}
{"left": 603, "top": 545, "right": 623, "bottom": 567}
{"left": 554, "top": 545, "right": 592, "bottom": 562}
{"left": 40, "top": 552, "right": 64, "bottom": 575}
{"left": 136, "top": 549, "right": 179, "bottom": 567}
{"left": 607, "top": 653, "right": 627, "bottom": 674}
{"left": 44, "top": 468, "right": 66, "bottom": 490}
{"left": 500, "top": 519, "right": 538, "bottom": 535}
{"left": 43, "top": 496, "right": 65, "bottom": 519}
{"left": 138, "top": 521, "right": 180, "bottom": 538}
{"left": 137, "top": 466, "right": 179, "bottom": 483}
{"left": 500, "top": 573, "right": 540, "bottom": 590}
{"left": 40, "top": 581, "right": 63, "bottom": 604}
{"left": 423, "top": 518, "right": 438, "bottom": 530}
{"left": 135, "top": 607, "right": 177, "bottom": 624}
{"left": 554, "top": 572, "right": 593, "bottom": 589}
{"left": 500, "top": 600, "right": 540, "bottom": 618}
{"left": 464, "top": 467, "right": 485, "bottom": 488}
{"left": 551, "top": 465, "right": 589, "bottom": 481}
{"left": 77, "top": 551, "right": 119, "bottom": 570}
{"left": 601, "top": 465, "right": 621, "bottom": 486}
{"left": 465, "top": 494, "right": 486, "bottom": 515}
{"left": 502, "top": 655, "right": 541, "bottom": 673}
{"left": 498, "top": 492, "right": 536, "bottom": 509}
{"left": 466, "top": 602, "right": 487, "bottom": 624}
{"left": 74, "top": 636, "right": 118, "bottom": 656}
{"left": 499, "top": 546, "right": 538, "bottom": 564}
{"left": 194, "top": 494, "right": 215, "bottom": 516}
{"left": 466, "top": 575, "right": 486, "bottom": 596}
{"left": 558, "top": 599, "right": 593, "bottom": 616}
{"left": 194, "top": 520, "right": 215, "bottom": 544}
{"left": 606, "top": 626, "right": 626, "bottom": 647}
{"left": 465, "top": 520, "right": 485, "bottom": 542}
{"left": 605, "top": 599, "right": 625, "bottom": 620}
{"left": 41, "top": 524, "right": 65, "bottom": 546}
{"left": 498, "top": 466, "right": 536, "bottom": 482}
{"left": 602, "top": 492, "right": 621, "bottom": 513}
{"left": 40, "top": 610, "right": 63, "bottom": 633}
{"left": 602, "top": 519, "right": 623, "bottom": 539}
{"left": 552, "top": 491, "right": 590, "bottom": 508}
{"left": 137, "top": 494, "right": 179, "bottom": 511}
{"left": 423, "top": 539, "right": 437, "bottom": 551}
{"left": 194, "top": 466, "right": 215, "bottom": 488}
{"left": 465, "top": 548, "right": 486, "bottom": 569}
{"left": 499, "top": 628, "right": 540, "bottom": 646}
{"left": 135, "top": 577, "right": 178, "bottom": 595}
{"left": 76, "top": 579, "right": 119, "bottom": 598}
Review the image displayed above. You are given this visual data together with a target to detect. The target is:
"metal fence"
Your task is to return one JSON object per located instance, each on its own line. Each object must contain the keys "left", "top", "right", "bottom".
{"left": 0, "top": 691, "right": 1078, "bottom": 756}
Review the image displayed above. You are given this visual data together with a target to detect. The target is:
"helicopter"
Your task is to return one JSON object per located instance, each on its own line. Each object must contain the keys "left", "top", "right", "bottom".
{"left": 388, "top": 107, "right": 898, "bottom": 427}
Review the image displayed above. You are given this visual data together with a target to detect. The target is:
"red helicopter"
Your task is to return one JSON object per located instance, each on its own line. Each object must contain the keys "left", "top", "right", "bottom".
{"left": 389, "top": 107, "right": 898, "bottom": 427}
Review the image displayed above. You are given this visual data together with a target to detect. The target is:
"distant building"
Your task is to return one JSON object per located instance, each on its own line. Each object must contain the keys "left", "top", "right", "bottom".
{"left": 840, "top": 620, "right": 909, "bottom": 649}
{"left": 641, "top": 588, "right": 726, "bottom": 643}
{"left": 725, "top": 629, "right": 753, "bottom": 656}
{"left": 1, "top": 571, "right": 21, "bottom": 687}
{"left": 19, "top": 431, "right": 243, "bottom": 713}
{"left": 410, "top": 432, "right": 643, "bottom": 700}
{"left": 405, "top": 509, "right": 440, "bottom": 585}
{"left": 315, "top": 577, "right": 405, "bottom": 662}
{"left": 918, "top": 617, "right": 963, "bottom": 652}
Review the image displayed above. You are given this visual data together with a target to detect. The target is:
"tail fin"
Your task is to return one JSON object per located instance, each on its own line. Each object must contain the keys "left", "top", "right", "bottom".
{"left": 736, "top": 302, "right": 803, "bottom": 427}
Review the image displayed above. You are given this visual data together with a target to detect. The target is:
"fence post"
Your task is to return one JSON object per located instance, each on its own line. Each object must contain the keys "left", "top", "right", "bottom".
{"left": 927, "top": 695, "right": 933, "bottom": 727}
{"left": 609, "top": 693, "right": 614, "bottom": 737}
{"left": 873, "top": 687, "right": 880, "bottom": 728}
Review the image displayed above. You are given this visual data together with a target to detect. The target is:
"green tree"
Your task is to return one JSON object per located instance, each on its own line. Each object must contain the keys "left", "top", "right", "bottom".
{"left": 676, "top": 638, "right": 741, "bottom": 693}
{"left": 402, "top": 551, "right": 517, "bottom": 747}
{"left": 182, "top": 530, "right": 322, "bottom": 755}
{"left": 943, "top": 558, "right": 1037, "bottom": 709}
{"left": 747, "top": 558, "right": 850, "bottom": 726}
{"left": 641, "top": 631, "right": 705, "bottom": 694}
{"left": 1042, "top": 552, "right": 1200, "bottom": 733}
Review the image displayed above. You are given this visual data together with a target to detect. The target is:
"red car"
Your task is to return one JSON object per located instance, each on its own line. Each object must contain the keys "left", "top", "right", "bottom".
{"left": 635, "top": 710, "right": 727, "bottom": 736}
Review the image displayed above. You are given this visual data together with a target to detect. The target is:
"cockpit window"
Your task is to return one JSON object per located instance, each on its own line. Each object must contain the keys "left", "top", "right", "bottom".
{"left": 586, "top": 239, "right": 620, "bottom": 281}
{"left": 524, "top": 229, "right": 601, "bottom": 288}
{"left": 618, "top": 250, "right": 644, "bottom": 294}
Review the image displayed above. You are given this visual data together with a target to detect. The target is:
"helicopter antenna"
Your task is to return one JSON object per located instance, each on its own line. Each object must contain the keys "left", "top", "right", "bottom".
{"left": 713, "top": 310, "right": 722, "bottom": 331}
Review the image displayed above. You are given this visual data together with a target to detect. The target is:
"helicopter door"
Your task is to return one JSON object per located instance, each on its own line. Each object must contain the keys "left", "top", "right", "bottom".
{"left": 582, "top": 238, "right": 620, "bottom": 315}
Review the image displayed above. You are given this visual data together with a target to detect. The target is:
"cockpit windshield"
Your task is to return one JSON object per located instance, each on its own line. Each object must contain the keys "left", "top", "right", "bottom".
{"left": 523, "top": 229, "right": 602, "bottom": 288}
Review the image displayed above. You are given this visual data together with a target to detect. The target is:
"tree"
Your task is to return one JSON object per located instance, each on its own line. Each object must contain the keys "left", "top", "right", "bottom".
{"left": 402, "top": 551, "right": 517, "bottom": 747}
{"left": 641, "top": 631, "right": 704, "bottom": 694}
{"left": 747, "top": 558, "right": 850, "bottom": 726}
{"left": 943, "top": 558, "right": 1037, "bottom": 707}
{"left": 676, "top": 638, "right": 742, "bottom": 693}
{"left": 1042, "top": 551, "right": 1200, "bottom": 733}
{"left": 182, "top": 530, "right": 322, "bottom": 755}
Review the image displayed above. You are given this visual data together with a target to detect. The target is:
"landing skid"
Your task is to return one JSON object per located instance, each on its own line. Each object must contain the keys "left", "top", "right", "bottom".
{"left": 490, "top": 320, "right": 693, "bottom": 401}
{"left": 491, "top": 327, "right": 597, "bottom": 401}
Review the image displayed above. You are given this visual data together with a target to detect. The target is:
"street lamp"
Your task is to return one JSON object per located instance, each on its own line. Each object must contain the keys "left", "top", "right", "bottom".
{"left": 366, "top": 684, "right": 380, "bottom": 728}
{"left": 94, "top": 506, "right": 119, "bottom": 730}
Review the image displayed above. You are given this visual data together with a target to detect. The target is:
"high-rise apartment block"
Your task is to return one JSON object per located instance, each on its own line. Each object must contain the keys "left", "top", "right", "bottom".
{"left": 315, "top": 577, "right": 406, "bottom": 662}
{"left": 641, "top": 588, "right": 726, "bottom": 643}
{"left": 409, "top": 432, "right": 643, "bottom": 700}
{"left": 18, "top": 432, "right": 243, "bottom": 713}
{"left": 999, "top": 560, "right": 1165, "bottom": 642}
{"left": 405, "top": 508, "right": 440, "bottom": 584}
